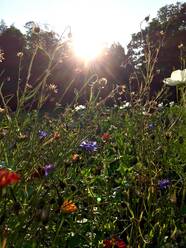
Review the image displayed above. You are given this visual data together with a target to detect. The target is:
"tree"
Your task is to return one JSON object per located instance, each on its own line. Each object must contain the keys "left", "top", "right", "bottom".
{"left": 0, "top": 19, "right": 7, "bottom": 33}
{"left": 127, "top": 2, "right": 186, "bottom": 101}
{"left": 0, "top": 25, "right": 26, "bottom": 108}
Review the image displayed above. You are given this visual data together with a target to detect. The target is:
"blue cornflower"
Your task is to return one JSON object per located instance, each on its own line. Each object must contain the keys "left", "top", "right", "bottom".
{"left": 38, "top": 130, "right": 48, "bottom": 139}
{"left": 80, "top": 140, "right": 97, "bottom": 152}
{"left": 43, "top": 164, "right": 55, "bottom": 176}
{"left": 158, "top": 179, "right": 170, "bottom": 190}
{"left": 149, "top": 123, "right": 155, "bottom": 129}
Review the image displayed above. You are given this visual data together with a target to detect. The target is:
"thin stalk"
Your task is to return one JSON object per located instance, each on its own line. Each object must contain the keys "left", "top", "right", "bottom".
{"left": 52, "top": 216, "right": 64, "bottom": 247}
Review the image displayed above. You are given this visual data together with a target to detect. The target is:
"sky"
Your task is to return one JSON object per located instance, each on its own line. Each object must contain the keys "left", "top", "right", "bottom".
{"left": 0, "top": 0, "right": 183, "bottom": 48}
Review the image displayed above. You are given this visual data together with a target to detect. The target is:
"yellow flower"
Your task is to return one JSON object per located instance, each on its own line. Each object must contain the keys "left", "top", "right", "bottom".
{"left": 48, "top": 84, "right": 58, "bottom": 94}
{"left": 17, "top": 52, "right": 24, "bottom": 58}
{"left": 0, "top": 50, "right": 5, "bottom": 63}
{"left": 0, "top": 107, "right": 5, "bottom": 113}
{"left": 178, "top": 43, "right": 183, "bottom": 49}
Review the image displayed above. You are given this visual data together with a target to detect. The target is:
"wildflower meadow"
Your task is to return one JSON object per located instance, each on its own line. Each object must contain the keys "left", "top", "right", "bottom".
{"left": 0, "top": 3, "right": 186, "bottom": 247}
{"left": 0, "top": 72, "right": 186, "bottom": 247}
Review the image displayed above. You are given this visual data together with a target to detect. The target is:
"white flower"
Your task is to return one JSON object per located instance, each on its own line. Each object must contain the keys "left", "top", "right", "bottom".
{"left": 142, "top": 111, "right": 150, "bottom": 116}
{"left": 169, "top": 101, "right": 174, "bottom": 107}
{"left": 163, "top": 69, "right": 186, "bottom": 86}
{"left": 119, "top": 102, "right": 130, "bottom": 109}
{"left": 76, "top": 218, "right": 88, "bottom": 223}
{"left": 74, "top": 105, "right": 86, "bottom": 111}
{"left": 158, "top": 102, "right": 163, "bottom": 108}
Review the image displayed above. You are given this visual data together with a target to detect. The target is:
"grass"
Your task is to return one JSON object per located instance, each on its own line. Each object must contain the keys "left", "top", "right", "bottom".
{"left": 0, "top": 101, "right": 185, "bottom": 247}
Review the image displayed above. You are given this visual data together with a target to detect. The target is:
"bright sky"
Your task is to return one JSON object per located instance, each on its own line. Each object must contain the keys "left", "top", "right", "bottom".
{"left": 0, "top": 0, "right": 183, "bottom": 49}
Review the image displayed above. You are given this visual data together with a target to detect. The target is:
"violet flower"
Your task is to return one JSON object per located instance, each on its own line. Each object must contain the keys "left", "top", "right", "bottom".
{"left": 158, "top": 179, "right": 170, "bottom": 190}
{"left": 44, "top": 164, "right": 55, "bottom": 176}
{"left": 80, "top": 140, "right": 97, "bottom": 152}
{"left": 38, "top": 130, "right": 48, "bottom": 139}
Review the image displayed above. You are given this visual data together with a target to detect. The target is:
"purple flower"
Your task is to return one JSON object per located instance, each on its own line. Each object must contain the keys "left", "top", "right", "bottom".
{"left": 38, "top": 130, "right": 48, "bottom": 139}
{"left": 44, "top": 164, "right": 55, "bottom": 176}
{"left": 158, "top": 179, "right": 170, "bottom": 190}
{"left": 80, "top": 140, "right": 97, "bottom": 152}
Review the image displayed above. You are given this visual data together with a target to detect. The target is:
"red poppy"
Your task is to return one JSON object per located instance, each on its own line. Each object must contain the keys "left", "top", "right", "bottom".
{"left": 103, "top": 239, "right": 112, "bottom": 248}
{"left": 103, "top": 237, "right": 126, "bottom": 248}
{"left": 115, "top": 239, "right": 126, "bottom": 248}
{"left": 101, "top": 133, "right": 110, "bottom": 141}
{"left": 0, "top": 168, "right": 20, "bottom": 187}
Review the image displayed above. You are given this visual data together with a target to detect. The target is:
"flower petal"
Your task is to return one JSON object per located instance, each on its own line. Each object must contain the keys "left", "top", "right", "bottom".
{"left": 163, "top": 78, "right": 180, "bottom": 86}
{"left": 181, "top": 69, "right": 186, "bottom": 82}
{"left": 171, "top": 70, "right": 182, "bottom": 81}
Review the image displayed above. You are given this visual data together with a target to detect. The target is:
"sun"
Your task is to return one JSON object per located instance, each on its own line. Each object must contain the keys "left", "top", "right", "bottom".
{"left": 60, "top": 0, "right": 113, "bottom": 63}
{"left": 72, "top": 36, "right": 104, "bottom": 62}
{"left": 53, "top": 0, "right": 129, "bottom": 62}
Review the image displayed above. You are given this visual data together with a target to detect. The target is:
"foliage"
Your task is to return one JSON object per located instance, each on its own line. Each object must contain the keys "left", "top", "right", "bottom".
{"left": 0, "top": 101, "right": 186, "bottom": 247}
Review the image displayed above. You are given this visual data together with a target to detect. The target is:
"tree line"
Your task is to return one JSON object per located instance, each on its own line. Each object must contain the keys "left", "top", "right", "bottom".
{"left": 0, "top": 2, "right": 185, "bottom": 110}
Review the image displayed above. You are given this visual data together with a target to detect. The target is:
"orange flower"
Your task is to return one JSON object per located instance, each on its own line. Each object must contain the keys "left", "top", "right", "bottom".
{"left": 0, "top": 168, "right": 20, "bottom": 187}
{"left": 60, "top": 200, "right": 77, "bottom": 213}
{"left": 53, "top": 132, "right": 60, "bottom": 140}
{"left": 72, "top": 154, "right": 80, "bottom": 162}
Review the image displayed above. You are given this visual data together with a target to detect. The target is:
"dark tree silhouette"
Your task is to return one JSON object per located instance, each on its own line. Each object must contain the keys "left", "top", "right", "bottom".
{"left": 0, "top": 25, "right": 25, "bottom": 108}
{"left": 127, "top": 2, "right": 186, "bottom": 101}
{"left": 0, "top": 2, "right": 185, "bottom": 109}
